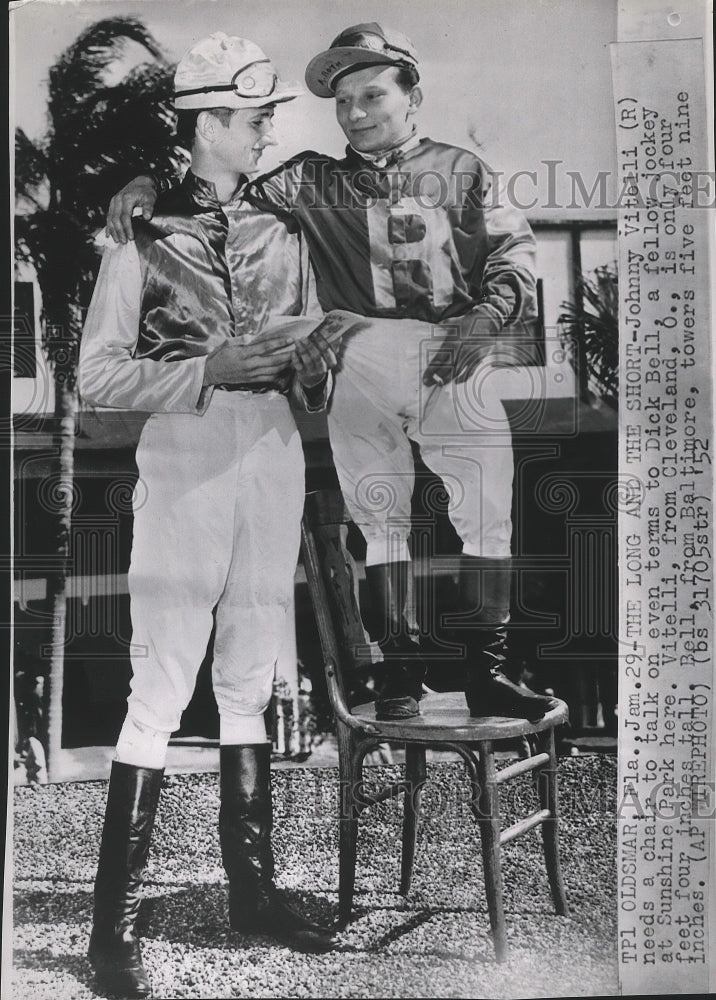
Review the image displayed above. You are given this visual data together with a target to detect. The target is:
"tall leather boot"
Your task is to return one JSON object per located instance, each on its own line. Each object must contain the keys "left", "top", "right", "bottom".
{"left": 365, "top": 562, "right": 427, "bottom": 720}
{"left": 458, "top": 556, "right": 555, "bottom": 720}
{"left": 88, "top": 761, "right": 163, "bottom": 999}
{"left": 219, "top": 744, "right": 333, "bottom": 953}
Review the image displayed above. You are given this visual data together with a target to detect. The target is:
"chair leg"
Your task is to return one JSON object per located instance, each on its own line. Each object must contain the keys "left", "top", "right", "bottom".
{"left": 337, "top": 727, "right": 362, "bottom": 927}
{"left": 400, "top": 744, "right": 426, "bottom": 895}
{"left": 537, "top": 727, "right": 569, "bottom": 915}
{"left": 475, "top": 742, "right": 507, "bottom": 962}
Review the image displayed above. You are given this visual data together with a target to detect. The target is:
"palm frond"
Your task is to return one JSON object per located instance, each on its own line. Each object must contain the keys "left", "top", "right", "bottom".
{"left": 49, "top": 61, "right": 182, "bottom": 225}
{"left": 558, "top": 264, "right": 619, "bottom": 407}
{"left": 47, "top": 17, "right": 166, "bottom": 138}
{"left": 15, "top": 129, "right": 49, "bottom": 206}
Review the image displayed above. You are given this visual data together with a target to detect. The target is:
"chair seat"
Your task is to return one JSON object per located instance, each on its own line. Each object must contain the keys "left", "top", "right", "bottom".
{"left": 351, "top": 692, "right": 569, "bottom": 742}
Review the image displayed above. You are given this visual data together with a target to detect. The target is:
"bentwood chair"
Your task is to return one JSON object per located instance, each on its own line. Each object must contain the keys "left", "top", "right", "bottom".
{"left": 300, "top": 488, "right": 570, "bottom": 961}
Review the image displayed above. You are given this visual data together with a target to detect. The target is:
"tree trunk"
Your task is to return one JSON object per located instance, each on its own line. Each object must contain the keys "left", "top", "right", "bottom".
{"left": 43, "top": 341, "right": 79, "bottom": 782}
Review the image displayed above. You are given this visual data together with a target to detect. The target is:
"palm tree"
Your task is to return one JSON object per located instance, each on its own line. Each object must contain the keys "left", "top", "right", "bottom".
{"left": 14, "top": 17, "right": 185, "bottom": 780}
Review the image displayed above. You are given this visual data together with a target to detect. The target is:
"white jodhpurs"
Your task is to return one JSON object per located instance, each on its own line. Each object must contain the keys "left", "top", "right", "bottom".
{"left": 126, "top": 389, "right": 305, "bottom": 734}
{"left": 327, "top": 320, "right": 514, "bottom": 565}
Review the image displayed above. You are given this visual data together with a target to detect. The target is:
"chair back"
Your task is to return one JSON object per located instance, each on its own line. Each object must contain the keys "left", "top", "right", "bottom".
{"left": 301, "top": 490, "right": 375, "bottom": 717}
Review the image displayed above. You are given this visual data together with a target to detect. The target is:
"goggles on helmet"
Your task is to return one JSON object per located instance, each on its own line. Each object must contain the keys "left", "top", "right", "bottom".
{"left": 175, "top": 59, "right": 278, "bottom": 101}
{"left": 337, "top": 31, "right": 416, "bottom": 63}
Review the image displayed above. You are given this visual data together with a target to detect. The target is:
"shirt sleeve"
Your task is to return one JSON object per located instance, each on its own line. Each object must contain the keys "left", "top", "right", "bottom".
{"left": 250, "top": 152, "right": 314, "bottom": 215}
{"left": 469, "top": 159, "right": 538, "bottom": 329}
{"left": 78, "top": 239, "right": 210, "bottom": 413}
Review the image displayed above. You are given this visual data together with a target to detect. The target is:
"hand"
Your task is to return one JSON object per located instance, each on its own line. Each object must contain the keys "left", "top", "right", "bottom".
{"left": 422, "top": 313, "right": 501, "bottom": 386}
{"left": 106, "top": 176, "right": 158, "bottom": 244}
{"left": 203, "top": 329, "right": 295, "bottom": 386}
{"left": 309, "top": 309, "right": 369, "bottom": 347}
{"left": 292, "top": 328, "right": 338, "bottom": 388}
{"left": 263, "top": 311, "right": 366, "bottom": 386}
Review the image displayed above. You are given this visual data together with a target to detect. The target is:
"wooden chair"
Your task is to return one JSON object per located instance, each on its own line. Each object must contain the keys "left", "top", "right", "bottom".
{"left": 300, "top": 489, "right": 570, "bottom": 961}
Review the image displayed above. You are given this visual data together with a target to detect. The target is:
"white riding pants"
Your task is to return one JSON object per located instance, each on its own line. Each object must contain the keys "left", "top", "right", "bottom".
{"left": 327, "top": 320, "right": 514, "bottom": 565}
{"left": 126, "top": 389, "right": 305, "bottom": 734}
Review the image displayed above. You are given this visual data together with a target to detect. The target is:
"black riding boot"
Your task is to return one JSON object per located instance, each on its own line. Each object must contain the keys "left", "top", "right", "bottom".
{"left": 459, "top": 556, "right": 555, "bottom": 720}
{"left": 365, "top": 562, "right": 427, "bottom": 720}
{"left": 88, "top": 761, "right": 163, "bottom": 999}
{"left": 219, "top": 744, "right": 333, "bottom": 953}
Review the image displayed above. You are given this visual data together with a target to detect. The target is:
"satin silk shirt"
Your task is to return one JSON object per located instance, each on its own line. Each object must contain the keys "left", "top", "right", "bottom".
{"left": 250, "top": 138, "right": 538, "bottom": 331}
{"left": 79, "top": 172, "right": 320, "bottom": 414}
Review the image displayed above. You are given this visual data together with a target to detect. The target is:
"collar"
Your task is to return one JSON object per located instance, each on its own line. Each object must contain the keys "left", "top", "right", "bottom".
{"left": 348, "top": 129, "right": 422, "bottom": 169}
{"left": 182, "top": 169, "right": 249, "bottom": 210}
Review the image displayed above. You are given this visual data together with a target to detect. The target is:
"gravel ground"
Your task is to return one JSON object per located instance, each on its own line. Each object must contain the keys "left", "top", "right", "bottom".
{"left": 12, "top": 755, "right": 617, "bottom": 999}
